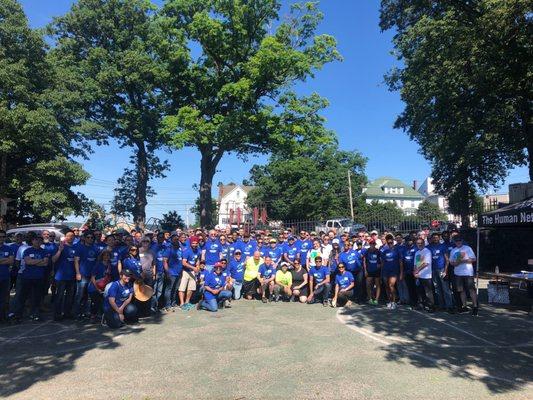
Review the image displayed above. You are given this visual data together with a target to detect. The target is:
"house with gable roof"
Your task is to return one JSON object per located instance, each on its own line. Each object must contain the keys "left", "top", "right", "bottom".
{"left": 362, "top": 177, "right": 425, "bottom": 214}
{"left": 217, "top": 183, "right": 255, "bottom": 227}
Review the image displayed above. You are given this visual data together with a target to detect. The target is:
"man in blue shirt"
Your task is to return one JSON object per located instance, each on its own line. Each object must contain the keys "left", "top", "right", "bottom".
{"left": 0, "top": 230, "right": 15, "bottom": 322}
{"left": 198, "top": 263, "right": 232, "bottom": 312}
{"left": 229, "top": 249, "right": 245, "bottom": 299}
{"left": 428, "top": 232, "right": 454, "bottom": 312}
{"left": 267, "top": 238, "right": 283, "bottom": 267}
{"left": 150, "top": 232, "right": 167, "bottom": 313}
{"left": 73, "top": 231, "right": 99, "bottom": 319}
{"left": 297, "top": 231, "right": 312, "bottom": 267}
{"left": 51, "top": 230, "right": 78, "bottom": 321}
{"left": 236, "top": 233, "right": 257, "bottom": 260}
{"left": 179, "top": 236, "right": 201, "bottom": 310}
{"left": 202, "top": 230, "right": 221, "bottom": 272}
{"left": 258, "top": 256, "right": 276, "bottom": 303}
{"left": 307, "top": 256, "right": 331, "bottom": 306}
{"left": 339, "top": 244, "right": 363, "bottom": 302}
{"left": 283, "top": 236, "right": 299, "bottom": 266}
{"left": 163, "top": 234, "right": 183, "bottom": 310}
{"left": 332, "top": 263, "right": 355, "bottom": 307}
{"left": 15, "top": 236, "right": 49, "bottom": 322}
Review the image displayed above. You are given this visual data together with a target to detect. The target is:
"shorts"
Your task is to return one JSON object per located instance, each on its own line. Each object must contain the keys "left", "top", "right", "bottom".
{"left": 291, "top": 284, "right": 308, "bottom": 297}
{"left": 382, "top": 269, "right": 399, "bottom": 279}
{"left": 366, "top": 270, "right": 380, "bottom": 278}
{"left": 243, "top": 279, "right": 259, "bottom": 296}
{"left": 455, "top": 275, "right": 475, "bottom": 292}
{"left": 178, "top": 270, "right": 197, "bottom": 292}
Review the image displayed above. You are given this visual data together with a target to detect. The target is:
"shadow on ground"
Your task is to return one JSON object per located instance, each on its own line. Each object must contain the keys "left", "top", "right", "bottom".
{"left": 0, "top": 312, "right": 162, "bottom": 397}
{"left": 338, "top": 304, "right": 533, "bottom": 395}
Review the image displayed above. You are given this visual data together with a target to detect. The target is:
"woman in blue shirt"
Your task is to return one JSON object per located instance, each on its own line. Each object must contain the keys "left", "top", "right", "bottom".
{"left": 104, "top": 268, "right": 136, "bottom": 329}
{"left": 381, "top": 234, "right": 403, "bottom": 309}
{"left": 88, "top": 249, "right": 112, "bottom": 323}
{"left": 363, "top": 240, "right": 382, "bottom": 305}
{"left": 122, "top": 246, "right": 142, "bottom": 277}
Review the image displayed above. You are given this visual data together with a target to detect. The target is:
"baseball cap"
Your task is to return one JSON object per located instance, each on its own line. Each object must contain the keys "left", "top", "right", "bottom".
{"left": 453, "top": 235, "right": 463, "bottom": 242}
{"left": 370, "top": 230, "right": 378, "bottom": 235}
{"left": 332, "top": 238, "right": 340, "bottom": 244}
{"left": 269, "top": 238, "right": 276, "bottom": 243}
{"left": 234, "top": 249, "right": 242, "bottom": 254}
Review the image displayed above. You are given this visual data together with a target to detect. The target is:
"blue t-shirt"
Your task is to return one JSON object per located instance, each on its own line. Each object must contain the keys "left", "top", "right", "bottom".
{"left": 229, "top": 258, "right": 245, "bottom": 282}
{"left": 309, "top": 266, "right": 328, "bottom": 284}
{"left": 258, "top": 263, "right": 276, "bottom": 279}
{"left": 95, "top": 242, "right": 107, "bottom": 253}
{"left": 204, "top": 271, "right": 225, "bottom": 300}
{"left": 402, "top": 245, "right": 417, "bottom": 274}
{"left": 164, "top": 246, "right": 183, "bottom": 276}
{"left": 381, "top": 246, "right": 401, "bottom": 275}
{"left": 428, "top": 243, "right": 447, "bottom": 270}
{"left": 21, "top": 247, "right": 47, "bottom": 279}
{"left": 123, "top": 257, "right": 142, "bottom": 276}
{"left": 267, "top": 246, "right": 283, "bottom": 264}
{"left": 150, "top": 243, "right": 167, "bottom": 274}
{"left": 0, "top": 244, "right": 15, "bottom": 280}
{"left": 335, "top": 271, "right": 354, "bottom": 289}
{"left": 182, "top": 247, "right": 201, "bottom": 267}
{"left": 364, "top": 249, "right": 381, "bottom": 273}
{"left": 76, "top": 244, "right": 99, "bottom": 278}
{"left": 104, "top": 280, "right": 133, "bottom": 311}
{"left": 339, "top": 249, "right": 361, "bottom": 273}
{"left": 204, "top": 239, "right": 221, "bottom": 265}
{"left": 237, "top": 240, "right": 257, "bottom": 259}
{"left": 219, "top": 243, "right": 230, "bottom": 261}
{"left": 298, "top": 240, "right": 313, "bottom": 265}
{"left": 87, "top": 261, "right": 107, "bottom": 294}
{"left": 283, "top": 243, "right": 299, "bottom": 262}
{"left": 259, "top": 245, "right": 269, "bottom": 258}
{"left": 109, "top": 247, "right": 122, "bottom": 280}
{"left": 54, "top": 244, "right": 77, "bottom": 281}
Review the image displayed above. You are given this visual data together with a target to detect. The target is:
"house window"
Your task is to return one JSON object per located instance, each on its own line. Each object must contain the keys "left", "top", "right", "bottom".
{"left": 399, "top": 188, "right": 404, "bottom": 194}
{"left": 236, "top": 190, "right": 240, "bottom": 198}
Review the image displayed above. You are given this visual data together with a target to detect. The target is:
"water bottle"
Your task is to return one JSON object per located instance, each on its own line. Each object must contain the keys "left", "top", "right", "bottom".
{"left": 495, "top": 266, "right": 499, "bottom": 274}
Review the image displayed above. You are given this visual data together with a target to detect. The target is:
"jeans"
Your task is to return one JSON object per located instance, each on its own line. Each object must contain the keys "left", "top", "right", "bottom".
{"left": 232, "top": 281, "right": 243, "bottom": 300}
{"left": 104, "top": 303, "right": 138, "bottom": 329}
{"left": 354, "top": 269, "right": 365, "bottom": 301}
{"left": 404, "top": 274, "right": 418, "bottom": 306}
{"left": 15, "top": 278, "right": 44, "bottom": 318}
{"left": 419, "top": 278, "right": 435, "bottom": 308}
{"left": 432, "top": 268, "right": 453, "bottom": 308}
{"left": 312, "top": 283, "right": 331, "bottom": 302}
{"left": 73, "top": 277, "right": 91, "bottom": 317}
{"left": 397, "top": 278, "right": 409, "bottom": 303}
{"left": 54, "top": 280, "right": 76, "bottom": 318}
{"left": 200, "top": 290, "right": 232, "bottom": 312}
{"left": 164, "top": 275, "right": 180, "bottom": 308}
{"left": 152, "top": 273, "right": 164, "bottom": 311}
{"left": 0, "top": 278, "right": 10, "bottom": 320}
{"left": 89, "top": 291, "right": 103, "bottom": 316}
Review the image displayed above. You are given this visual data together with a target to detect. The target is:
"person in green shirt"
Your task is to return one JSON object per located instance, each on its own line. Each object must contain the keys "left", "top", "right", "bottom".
{"left": 273, "top": 262, "right": 293, "bottom": 302}
{"left": 242, "top": 251, "right": 263, "bottom": 300}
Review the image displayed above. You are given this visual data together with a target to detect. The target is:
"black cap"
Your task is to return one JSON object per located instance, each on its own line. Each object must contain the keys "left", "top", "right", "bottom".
{"left": 453, "top": 235, "right": 463, "bottom": 242}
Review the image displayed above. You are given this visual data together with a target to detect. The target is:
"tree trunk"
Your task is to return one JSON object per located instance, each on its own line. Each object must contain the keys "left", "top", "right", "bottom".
{"left": 526, "top": 121, "right": 533, "bottom": 182}
{"left": 133, "top": 141, "right": 148, "bottom": 229}
{"left": 199, "top": 147, "right": 224, "bottom": 228}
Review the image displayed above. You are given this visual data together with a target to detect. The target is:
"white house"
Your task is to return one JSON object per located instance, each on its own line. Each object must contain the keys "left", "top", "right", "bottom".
{"left": 217, "top": 183, "right": 254, "bottom": 227}
{"left": 363, "top": 177, "right": 425, "bottom": 214}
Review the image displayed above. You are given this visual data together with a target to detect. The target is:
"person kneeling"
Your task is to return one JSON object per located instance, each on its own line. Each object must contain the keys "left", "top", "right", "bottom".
{"left": 307, "top": 256, "right": 331, "bottom": 306}
{"left": 332, "top": 263, "right": 355, "bottom": 307}
{"left": 199, "top": 263, "right": 232, "bottom": 312}
{"left": 104, "top": 269, "right": 137, "bottom": 329}
{"left": 273, "top": 262, "right": 293, "bottom": 302}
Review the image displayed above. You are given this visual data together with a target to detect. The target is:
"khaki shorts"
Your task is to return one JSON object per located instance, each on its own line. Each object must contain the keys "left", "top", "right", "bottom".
{"left": 179, "top": 270, "right": 197, "bottom": 292}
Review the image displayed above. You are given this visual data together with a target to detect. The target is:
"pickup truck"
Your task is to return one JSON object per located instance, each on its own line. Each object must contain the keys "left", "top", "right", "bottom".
{"left": 315, "top": 219, "right": 366, "bottom": 235}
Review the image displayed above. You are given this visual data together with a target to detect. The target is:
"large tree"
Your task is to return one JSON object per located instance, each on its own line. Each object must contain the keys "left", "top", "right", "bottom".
{"left": 161, "top": 0, "right": 341, "bottom": 227}
{"left": 246, "top": 144, "right": 367, "bottom": 221}
{"left": 49, "top": 0, "right": 186, "bottom": 227}
{"left": 380, "top": 0, "right": 532, "bottom": 225}
{"left": 0, "top": 0, "right": 90, "bottom": 225}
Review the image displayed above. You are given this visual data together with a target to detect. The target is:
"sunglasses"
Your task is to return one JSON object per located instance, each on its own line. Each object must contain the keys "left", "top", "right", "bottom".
{"left": 130, "top": 248, "right": 138, "bottom": 251}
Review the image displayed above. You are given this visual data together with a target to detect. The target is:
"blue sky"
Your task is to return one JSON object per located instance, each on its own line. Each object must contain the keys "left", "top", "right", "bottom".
{"left": 20, "top": 0, "right": 529, "bottom": 222}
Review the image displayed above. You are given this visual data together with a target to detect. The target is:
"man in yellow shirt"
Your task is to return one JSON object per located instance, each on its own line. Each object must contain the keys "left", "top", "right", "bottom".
{"left": 273, "top": 262, "right": 293, "bottom": 302}
{"left": 243, "top": 251, "right": 263, "bottom": 300}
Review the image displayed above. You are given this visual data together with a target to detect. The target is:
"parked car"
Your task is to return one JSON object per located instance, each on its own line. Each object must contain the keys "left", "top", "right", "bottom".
{"left": 315, "top": 219, "right": 366, "bottom": 235}
{"left": 6, "top": 224, "right": 71, "bottom": 242}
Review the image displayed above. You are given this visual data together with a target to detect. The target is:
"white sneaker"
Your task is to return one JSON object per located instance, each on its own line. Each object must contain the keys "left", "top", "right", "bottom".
{"left": 386, "top": 302, "right": 392, "bottom": 309}
{"left": 391, "top": 302, "right": 397, "bottom": 310}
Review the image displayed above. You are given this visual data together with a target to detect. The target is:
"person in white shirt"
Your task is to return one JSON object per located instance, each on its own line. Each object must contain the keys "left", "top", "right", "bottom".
{"left": 321, "top": 236, "right": 332, "bottom": 265}
{"left": 449, "top": 236, "right": 478, "bottom": 316}
{"left": 414, "top": 238, "right": 435, "bottom": 312}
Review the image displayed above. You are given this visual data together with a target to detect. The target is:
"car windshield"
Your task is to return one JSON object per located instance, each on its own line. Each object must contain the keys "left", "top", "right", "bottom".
{"left": 339, "top": 219, "right": 352, "bottom": 227}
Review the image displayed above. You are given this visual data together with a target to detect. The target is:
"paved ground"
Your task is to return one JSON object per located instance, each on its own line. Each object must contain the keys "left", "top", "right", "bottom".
{"left": 0, "top": 301, "right": 532, "bottom": 400}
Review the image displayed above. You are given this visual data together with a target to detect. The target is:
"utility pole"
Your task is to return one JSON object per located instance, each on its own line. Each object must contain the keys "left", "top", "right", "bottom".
{"left": 347, "top": 170, "right": 354, "bottom": 220}
{"left": 185, "top": 205, "right": 190, "bottom": 228}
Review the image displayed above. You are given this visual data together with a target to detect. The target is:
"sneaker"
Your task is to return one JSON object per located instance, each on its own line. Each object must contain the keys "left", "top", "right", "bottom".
{"left": 459, "top": 306, "right": 469, "bottom": 314}
{"left": 471, "top": 307, "right": 478, "bottom": 316}
{"left": 289, "top": 295, "right": 295, "bottom": 302}
{"left": 346, "top": 300, "right": 353, "bottom": 308}
{"left": 331, "top": 300, "right": 337, "bottom": 308}
{"left": 390, "top": 302, "right": 397, "bottom": 310}
{"left": 373, "top": 299, "right": 379, "bottom": 305}
{"left": 32, "top": 315, "right": 42, "bottom": 322}
{"left": 322, "top": 301, "right": 328, "bottom": 307}
{"left": 274, "top": 295, "right": 280, "bottom": 302}
{"left": 224, "top": 300, "right": 232, "bottom": 308}
{"left": 367, "top": 299, "right": 373, "bottom": 305}
{"left": 386, "top": 302, "right": 392, "bottom": 309}
{"left": 262, "top": 297, "right": 267, "bottom": 303}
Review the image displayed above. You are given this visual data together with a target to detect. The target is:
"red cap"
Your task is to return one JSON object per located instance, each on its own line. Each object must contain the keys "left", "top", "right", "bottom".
{"left": 190, "top": 236, "right": 199, "bottom": 244}
{"left": 214, "top": 262, "right": 223, "bottom": 268}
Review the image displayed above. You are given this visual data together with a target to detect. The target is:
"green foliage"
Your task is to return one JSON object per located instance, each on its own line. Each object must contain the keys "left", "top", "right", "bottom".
{"left": 380, "top": 0, "right": 533, "bottom": 223}
{"left": 0, "top": 0, "right": 90, "bottom": 224}
{"left": 190, "top": 198, "right": 218, "bottom": 228}
{"left": 160, "top": 0, "right": 342, "bottom": 226}
{"left": 356, "top": 201, "right": 405, "bottom": 231}
{"left": 246, "top": 144, "right": 367, "bottom": 221}
{"left": 49, "top": 0, "right": 183, "bottom": 226}
{"left": 159, "top": 210, "right": 185, "bottom": 231}
{"left": 416, "top": 200, "right": 447, "bottom": 221}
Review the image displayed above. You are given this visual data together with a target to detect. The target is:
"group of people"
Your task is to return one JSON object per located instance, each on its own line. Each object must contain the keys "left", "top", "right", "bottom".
{"left": 0, "top": 224, "right": 479, "bottom": 329}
